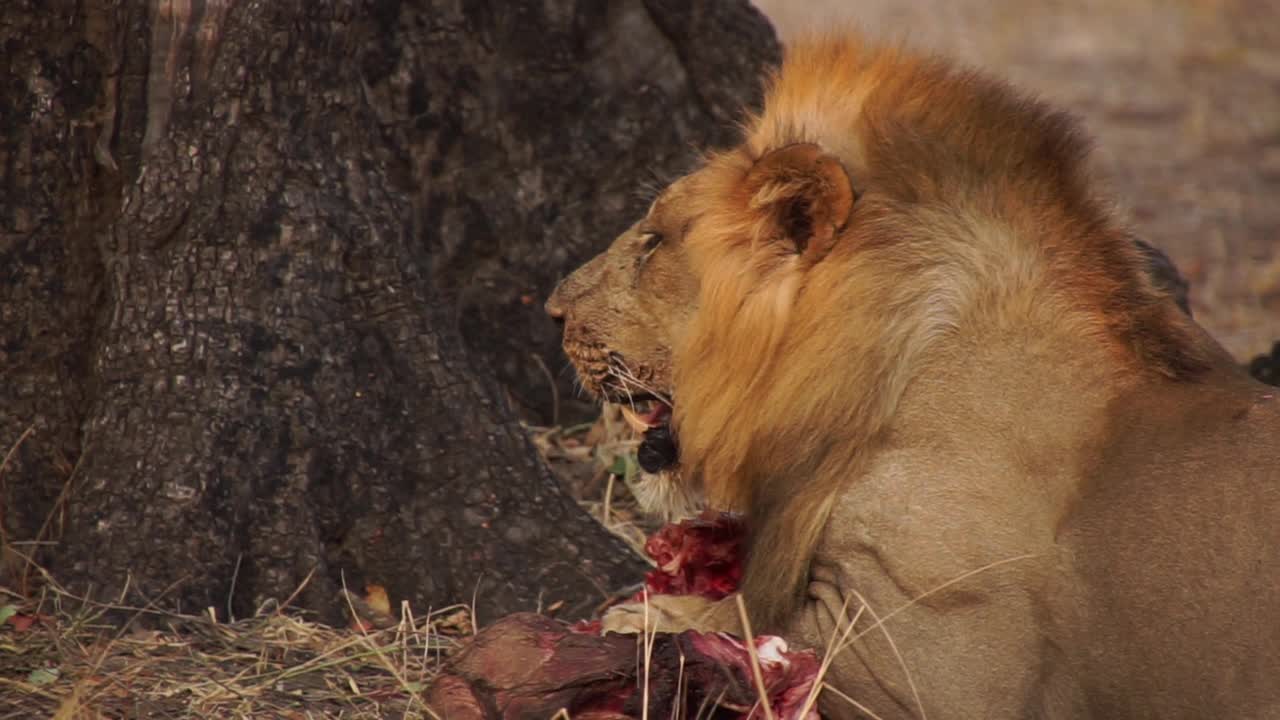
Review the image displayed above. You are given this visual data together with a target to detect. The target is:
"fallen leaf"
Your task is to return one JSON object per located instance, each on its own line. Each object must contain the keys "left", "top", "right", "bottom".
{"left": 9, "top": 614, "right": 36, "bottom": 632}
{"left": 28, "top": 667, "right": 59, "bottom": 686}
{"left": 365, "top": 584, "right": 391, "bottom": 616}
{"left": 436, "top": 608, "right": 472, "bottom": 634}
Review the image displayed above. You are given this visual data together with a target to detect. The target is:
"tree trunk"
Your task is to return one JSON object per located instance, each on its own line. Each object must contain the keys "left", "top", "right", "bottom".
{"left": 0, "top": 0, "right": 779, "bottom": 625}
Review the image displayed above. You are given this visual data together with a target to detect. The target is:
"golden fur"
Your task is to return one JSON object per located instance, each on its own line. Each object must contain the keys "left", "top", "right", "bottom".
{"left": 550, "top": 33, "right": 1280, "bottom": 718}
{"left": 673, "top": 36, "right": 1215, "bottom": 626}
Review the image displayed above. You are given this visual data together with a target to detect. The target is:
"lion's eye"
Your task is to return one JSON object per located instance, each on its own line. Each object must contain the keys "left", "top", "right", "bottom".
{"left": 634, "top": 232, "right": 664, "bottom": 278}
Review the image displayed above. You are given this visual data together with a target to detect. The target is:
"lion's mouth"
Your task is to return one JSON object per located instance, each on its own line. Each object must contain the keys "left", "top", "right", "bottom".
{"left": 618, "top": 396, "right": 672, "bottom": 433}
{"left": 611, "top": 393, "right": 679, "bottom": 474}
{"left": 567, "top": 347, "right": 680, "bottom": 471}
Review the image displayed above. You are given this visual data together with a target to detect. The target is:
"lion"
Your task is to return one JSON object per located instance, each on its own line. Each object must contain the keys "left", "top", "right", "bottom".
{"left": 546, "top": 34, "right": 1280, "bottom": 719}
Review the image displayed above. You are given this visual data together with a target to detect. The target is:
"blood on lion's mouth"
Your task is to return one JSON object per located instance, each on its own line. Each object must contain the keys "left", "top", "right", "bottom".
{"left": 619, "top": 397, "right": 672, "bottom": 433}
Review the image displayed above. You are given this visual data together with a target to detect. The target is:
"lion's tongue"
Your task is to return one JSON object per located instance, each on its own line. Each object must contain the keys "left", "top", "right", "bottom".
{"left": 645, "top": 402, "right": 671, "bottom": 425}
{"left": 620, "top": 402, "right": 672, "bottom": 433}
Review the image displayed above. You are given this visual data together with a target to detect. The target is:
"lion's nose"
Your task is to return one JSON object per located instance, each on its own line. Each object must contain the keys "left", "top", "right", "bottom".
{"left": 545, "top": 300, "right": 568, "bottom": 332}
{"left": 545, "top": 291, "right": 568, "bottom": 322}
{"left": 545, "top": 297, "right": 565, "bottom": 319}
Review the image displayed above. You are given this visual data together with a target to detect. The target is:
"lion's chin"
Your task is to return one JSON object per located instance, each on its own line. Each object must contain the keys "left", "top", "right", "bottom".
{"left": 629, "top": 468, "right": 701, "bottom": 523}
{"left": 603, "top": 395, "right": 691, "bottom": 518}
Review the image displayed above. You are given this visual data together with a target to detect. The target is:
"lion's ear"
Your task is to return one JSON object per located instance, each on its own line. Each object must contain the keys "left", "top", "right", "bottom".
{"left": 743, "top": 143, "right": 855, "bottom": 260}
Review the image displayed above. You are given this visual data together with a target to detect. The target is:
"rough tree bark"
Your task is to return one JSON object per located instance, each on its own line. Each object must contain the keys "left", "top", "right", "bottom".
{"left": 0, "top": 1, "right": 779, "bottom": 624}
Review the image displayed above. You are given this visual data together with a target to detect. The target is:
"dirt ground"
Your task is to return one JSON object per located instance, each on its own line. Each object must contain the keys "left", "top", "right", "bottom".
{"left": 754, "top": 0, "right": 1280, "bottom": 361}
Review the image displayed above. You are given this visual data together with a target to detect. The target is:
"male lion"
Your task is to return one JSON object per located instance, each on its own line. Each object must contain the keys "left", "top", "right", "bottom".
{"left": 547, "top": 34, "right": 1280, "bottom": 719}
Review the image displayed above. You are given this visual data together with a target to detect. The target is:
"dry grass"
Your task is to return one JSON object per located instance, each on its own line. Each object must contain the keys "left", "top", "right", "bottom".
{"left": 528, "top": 402, "right": 666, "bottom": 555}
{"left": 0, "top": 409, "right": 647, "bottom": 719}
{"left": 0, "top": 572, "right": 471, "bottom": 719}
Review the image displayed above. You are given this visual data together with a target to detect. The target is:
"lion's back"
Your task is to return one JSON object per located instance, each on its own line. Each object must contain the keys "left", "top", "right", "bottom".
{"left": 1054, "top": 371, "right": 1280, "bottom": 716}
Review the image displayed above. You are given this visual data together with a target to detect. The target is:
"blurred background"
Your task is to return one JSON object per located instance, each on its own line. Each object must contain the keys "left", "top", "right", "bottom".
{"left": 754, "top": 0, "right": 1280, "bottom": 361}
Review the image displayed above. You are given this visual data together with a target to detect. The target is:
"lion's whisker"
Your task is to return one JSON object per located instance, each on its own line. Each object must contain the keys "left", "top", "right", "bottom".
{"left": 607, "top": 360, "right": 672, "bottom": 405}
{"left": 607, "top": 367, "right": 642, "bottom": 415}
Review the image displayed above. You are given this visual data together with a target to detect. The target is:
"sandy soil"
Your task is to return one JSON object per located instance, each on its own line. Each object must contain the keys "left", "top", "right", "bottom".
{"left": 753, "top": 0, "right": 1280, "bottom": 361}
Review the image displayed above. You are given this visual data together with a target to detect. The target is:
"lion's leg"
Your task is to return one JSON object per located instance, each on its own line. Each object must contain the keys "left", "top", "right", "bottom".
{"left": 785, "top": 564, "right": 922, "bottom": 720}
{"left": 788, "top": 561, "right": 1059, "bottom": 720}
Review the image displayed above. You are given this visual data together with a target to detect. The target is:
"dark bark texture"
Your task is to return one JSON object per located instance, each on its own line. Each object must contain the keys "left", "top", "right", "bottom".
{"left": 0, "top": 1, "right": 779, "bottom": 624}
